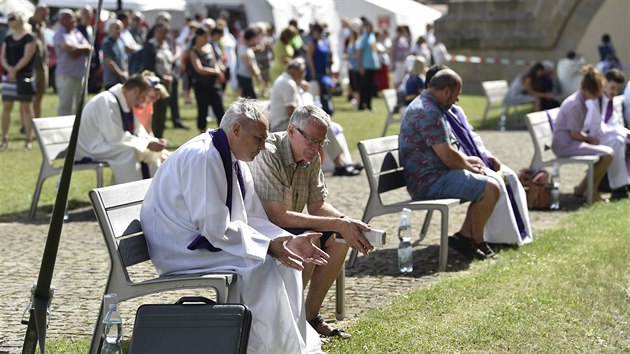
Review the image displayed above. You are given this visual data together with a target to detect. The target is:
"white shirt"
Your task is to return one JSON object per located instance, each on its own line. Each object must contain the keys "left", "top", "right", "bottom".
{"left": 269, "top": 72, "right": 302, "bottom": 132}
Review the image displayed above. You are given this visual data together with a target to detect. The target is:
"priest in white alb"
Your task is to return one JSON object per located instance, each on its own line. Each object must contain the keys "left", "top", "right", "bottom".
{"left": 140, "top": 98, "right": 327, "bottom": 353}
{"left": 76, "top": 74, "right": 169, "bottom": 184}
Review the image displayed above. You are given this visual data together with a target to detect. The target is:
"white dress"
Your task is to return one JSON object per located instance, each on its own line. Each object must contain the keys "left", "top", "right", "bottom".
{"left": 584, "top": 96, "right": 630, "bottom": 188}
{"left": 140, "top": 133, "right": 322, "bottom": 353}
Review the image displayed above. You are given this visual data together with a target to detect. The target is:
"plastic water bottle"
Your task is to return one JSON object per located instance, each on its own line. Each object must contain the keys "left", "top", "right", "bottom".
{"left": 101, "top": 303, "right": 123, "bottom": 354}
{"left": 398, "top": 208, "right": 413, "bottom": 273}
{"left": 499, "top": 114, "right": 507, "bottom": 132}
{"left": 550, "top": 163, "right": 560, "bottom": 210}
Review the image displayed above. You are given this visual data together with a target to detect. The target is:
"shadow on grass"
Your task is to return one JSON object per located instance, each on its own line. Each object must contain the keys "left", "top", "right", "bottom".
{"left": 0, "top": 200, "right": 96, "bottom": 224}
{"left": 346, "top": 244, "right": 473, "bottom": 278}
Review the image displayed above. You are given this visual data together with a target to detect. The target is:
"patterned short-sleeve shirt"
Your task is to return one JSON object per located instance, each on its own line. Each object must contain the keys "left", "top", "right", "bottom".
{"left": 248, "top": 131, "right": 328, "bottom": 213}
{"left": 399, "top": 90, "right": 450, "bottom": 199}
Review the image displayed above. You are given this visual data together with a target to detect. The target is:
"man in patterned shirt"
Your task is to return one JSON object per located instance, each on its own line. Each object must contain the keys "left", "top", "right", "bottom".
{"left": 399, "top": 69, "right": 500, "bottom": 260}
{"left": 248, "top": 104, "right": 374, "bottom": 339}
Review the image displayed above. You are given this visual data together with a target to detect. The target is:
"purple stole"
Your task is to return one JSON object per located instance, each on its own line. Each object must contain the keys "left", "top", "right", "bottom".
{"left": 187, "top": 129, "right": 245, "bottom": 252}
{"left": 445, "top": 107, "right": 527, "bottom": 239}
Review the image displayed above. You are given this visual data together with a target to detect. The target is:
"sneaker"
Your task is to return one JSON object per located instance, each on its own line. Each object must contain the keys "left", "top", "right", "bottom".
{"left": 448, "top": 233, "right": 491, "bottom": 260}
{"left": 610, "top": 186, "right": 630, "bottom": 200}
{"left": 173, "top": 121, "right": 190, "bottom": 130}
{"left": 333, "top": 164, "right": 361, "bottom": 176}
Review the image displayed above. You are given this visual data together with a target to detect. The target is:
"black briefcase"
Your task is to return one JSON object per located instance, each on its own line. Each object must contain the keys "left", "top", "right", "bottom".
{"left": 129, "top": 296, "right": 251, "bottom": 354}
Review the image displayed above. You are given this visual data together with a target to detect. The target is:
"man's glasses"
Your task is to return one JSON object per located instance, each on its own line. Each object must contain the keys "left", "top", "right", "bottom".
{"left": 295, "top": 127, "right": 329, "bottom": 147}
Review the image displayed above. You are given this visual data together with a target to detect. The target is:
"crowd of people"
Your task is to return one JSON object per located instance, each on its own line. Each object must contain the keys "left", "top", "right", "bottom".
{"left": 3, "top": 5, "right": 630, "bottom": 352}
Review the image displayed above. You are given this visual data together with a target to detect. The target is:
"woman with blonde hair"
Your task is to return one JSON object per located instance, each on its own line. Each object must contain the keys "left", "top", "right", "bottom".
{"left": 552, "top": 65, "right": 614, "bottom": 201}
{"left": 0, "top": 12, "right": 36, "bottom": 151}
{"left": 402, "top": 55, "right": 426, "bottom": 105}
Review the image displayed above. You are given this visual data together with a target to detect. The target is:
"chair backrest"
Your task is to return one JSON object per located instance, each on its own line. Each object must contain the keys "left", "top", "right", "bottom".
{"left": 358, "top": 135, "right": 406, "bottom": 203}
{"left": 382, "top": 88, "right": 398, "bottom": 115}
{"left": 525, "top": 108, "right": 560, "bottom": 169}
{"left": 481, "top": 80, "right": 508, "bottom": 106}
{"left": 89, "top": 179, "right": 154, "bottom": 279}
{"left": 32, "top": 115, "right": 76, "bottom": 166}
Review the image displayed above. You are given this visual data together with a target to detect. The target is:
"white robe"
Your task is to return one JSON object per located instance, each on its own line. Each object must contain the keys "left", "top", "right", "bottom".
{"left": 140, "top": 133, "right": 322, "bottom": 354}
{"left": 450, "top": 106, "right": 533, "bottom": 245}
{"left": 76, "top": 84, "right": 166, "bottom": 184}
{"left": 584, "top": 97, "right": 630, "bottom": 189}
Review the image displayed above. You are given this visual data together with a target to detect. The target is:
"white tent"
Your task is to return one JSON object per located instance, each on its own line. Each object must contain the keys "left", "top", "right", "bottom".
{"left": 43, "top": 0, "right": 186, "bottom": 11}
{"left": 186, "top": 0, "right": 341, "bottom": 68}
{"left": 0, "top": 0, "right": 35, "bottom": 18}
{"left": 335, "top": 0, "right": 442, "bottom": 40}
{"left": 44, "top": 0, "right": 187, "bottom": 28}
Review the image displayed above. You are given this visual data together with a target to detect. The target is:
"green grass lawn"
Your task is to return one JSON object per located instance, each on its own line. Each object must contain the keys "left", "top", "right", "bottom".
{"left": 326, "top": 201, "right": 630, "bottom": 352}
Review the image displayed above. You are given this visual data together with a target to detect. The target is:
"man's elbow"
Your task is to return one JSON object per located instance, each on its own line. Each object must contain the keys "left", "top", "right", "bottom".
{"left": 266, "top": 212, "right": 286, "bottom": 226}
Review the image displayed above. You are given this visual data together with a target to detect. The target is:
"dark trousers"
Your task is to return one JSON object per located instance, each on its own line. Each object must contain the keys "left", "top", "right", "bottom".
{"left": 359, "top": 69, "right": 377, "bottom": 110}
{"left": 169, "top": 77, "right": 182, "bottom": 125}
{"left": 319, "top": 81, "right": 334, "bottom": 116}
{"left": 193, "top": 84, "right": 225, "bottom": 130}
{"left": 152, "top": 97, "right": 169, "bottom": 138}
{"left": 237, "top": 75, "right": 256, "bottom": 99}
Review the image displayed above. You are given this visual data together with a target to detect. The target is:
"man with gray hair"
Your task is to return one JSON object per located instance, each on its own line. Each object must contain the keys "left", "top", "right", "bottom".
{"left": 248, "top": 104, "right": 375, "bottom": 339}
{"left": 140, "top": 98, "right": 328, "bottom": 352}
{"left": 53, "top": 8, "right": 91, "bottom": 115}
{"left": 269, "top": 58, "right": 362, "bottom": 176}
{"left": 269, "top": 58, "right": 308, "bottom": 131}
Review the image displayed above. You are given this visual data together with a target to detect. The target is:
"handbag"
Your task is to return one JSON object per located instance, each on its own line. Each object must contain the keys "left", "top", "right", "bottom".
{"left": 518, "top": 168, "right": 551, "bottom": 209}
{"left": 16, "top": 76, "right": 36, "bottom": 96}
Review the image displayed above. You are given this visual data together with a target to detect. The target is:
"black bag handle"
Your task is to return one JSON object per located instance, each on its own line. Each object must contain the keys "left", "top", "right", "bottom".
{"left": 175, "top": 296, "right": 216, "bottom": 305}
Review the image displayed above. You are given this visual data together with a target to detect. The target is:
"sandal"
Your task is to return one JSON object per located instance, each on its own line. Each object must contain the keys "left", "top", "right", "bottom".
{"left": 0, "top": 141, "right": 7, "bottom": 151}
{"left": 308, "top": 314, "right": 351, "bottom": 339}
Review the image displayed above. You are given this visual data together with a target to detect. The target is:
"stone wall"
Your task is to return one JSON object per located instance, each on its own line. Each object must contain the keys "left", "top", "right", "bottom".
{"left": 434, "top": 0, "right": 605, "bottom": 95}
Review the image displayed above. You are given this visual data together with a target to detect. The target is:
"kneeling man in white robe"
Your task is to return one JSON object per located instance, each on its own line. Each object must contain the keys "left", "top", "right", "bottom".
{"left": 140, "top": 98, "right": 328, "bottom": 353}
{"left": 76, "top": 74, "right": 169, "bottom": 184}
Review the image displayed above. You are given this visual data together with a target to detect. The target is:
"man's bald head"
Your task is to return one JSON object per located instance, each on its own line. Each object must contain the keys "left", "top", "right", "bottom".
{"left": 428, "top": 69, "right": 462, "bottom": 91}
{"left": 427, "top": 68, "right": 462, "bottom": 110}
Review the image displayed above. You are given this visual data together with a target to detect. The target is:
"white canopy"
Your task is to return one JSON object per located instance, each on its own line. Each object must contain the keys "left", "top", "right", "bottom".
{"left": 0, "top": 0, "right": 35, "bottom": 18}
{"left": 335, "top": 0, "right": 442, "bottom": 40}
{"left": 43, "top": 0, "right": 186, "bottom": 11}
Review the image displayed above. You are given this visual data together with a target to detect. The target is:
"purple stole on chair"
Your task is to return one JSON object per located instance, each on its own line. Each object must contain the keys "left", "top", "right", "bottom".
{"left": 445, "top": 107, "right": 527, "bottom": 239}
{"left": 187, "top": 128, "right": 245, "bottom": 252}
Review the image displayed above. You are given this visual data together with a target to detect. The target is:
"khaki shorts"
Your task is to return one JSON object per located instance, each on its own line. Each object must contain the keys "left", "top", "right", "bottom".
{"left": 34, "top": 66, "right": 48, "bottom": 94}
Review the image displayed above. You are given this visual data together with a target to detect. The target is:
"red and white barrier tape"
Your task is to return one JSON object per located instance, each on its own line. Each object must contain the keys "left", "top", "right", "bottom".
{"left": 447, "top": 54, "right": 538, "bottom": 66}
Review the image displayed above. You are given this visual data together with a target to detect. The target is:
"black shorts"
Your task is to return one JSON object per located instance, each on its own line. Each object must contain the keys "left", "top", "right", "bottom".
{"left": 284, "top": 228, "right": 335, "bottom": 249}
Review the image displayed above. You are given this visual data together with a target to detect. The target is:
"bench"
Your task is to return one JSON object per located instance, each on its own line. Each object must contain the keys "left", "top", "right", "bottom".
{"left": 348, "top": 135, "right": 463, "bottom": 270}
{"left": 336, "top": 136, "right": 464, "bottom": 320}
{"left": 524, "top": 108, "right": 598, "bottom": 205}
{"left": 381, "top": 88, "right": 405, "bottom": 136}
{"left": 88, "top": 179, "right": 236, "bottom": 353}
{"left": 481, "top": 80, "right": 535, "bottom": 128}
{"left": 30, "top": 115, "right": 109, "bottom": 219}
